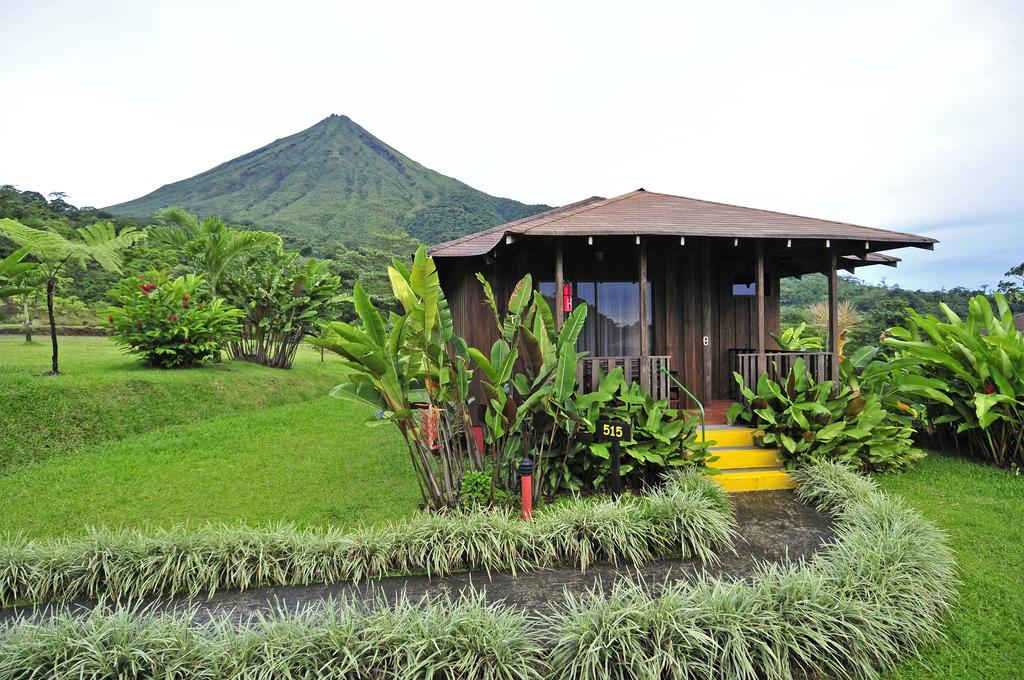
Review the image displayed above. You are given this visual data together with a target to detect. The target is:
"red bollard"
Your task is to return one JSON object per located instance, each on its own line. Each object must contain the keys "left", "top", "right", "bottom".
{"left": 518, "top": 456, "right": 534, "bottom": 521}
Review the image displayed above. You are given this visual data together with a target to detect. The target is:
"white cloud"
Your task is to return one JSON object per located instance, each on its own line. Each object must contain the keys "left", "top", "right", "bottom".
{"left": 1, "top": 0, "right": 1020, "bottom": 289}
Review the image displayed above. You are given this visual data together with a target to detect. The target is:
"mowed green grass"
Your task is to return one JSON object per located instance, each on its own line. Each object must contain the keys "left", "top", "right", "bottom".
{"left": 880, "top": 455, "right": 1024, "bottom": 680}
{"left": 0, "top": 337, "right": 420, "bottom": 537}
{"left": 4, "top": 338, "right": 1023, "bottom": 679}
{"left": 0, "top": 336, "right": 350, "bottom": 468}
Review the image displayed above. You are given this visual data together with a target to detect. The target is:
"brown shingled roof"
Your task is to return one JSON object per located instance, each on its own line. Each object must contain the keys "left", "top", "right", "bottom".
{"left": 429, "top": 189, "right": 937, "bottom": 258}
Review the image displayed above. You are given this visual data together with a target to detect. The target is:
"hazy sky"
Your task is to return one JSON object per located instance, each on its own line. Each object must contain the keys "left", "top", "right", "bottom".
{"left": 2, "top": 0, "right": 1021, "bottom": 290}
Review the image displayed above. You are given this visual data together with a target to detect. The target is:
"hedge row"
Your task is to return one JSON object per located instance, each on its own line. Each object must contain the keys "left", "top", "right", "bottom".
{"left": 0, "top": 471, "right": 734, "bottom": 606}
{"left": 0, "top": 462, "right": 957, "bottom": 680}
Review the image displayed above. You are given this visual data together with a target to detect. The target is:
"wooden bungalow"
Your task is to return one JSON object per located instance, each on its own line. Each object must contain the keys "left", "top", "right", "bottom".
{"left": 430, "top": 189, "right": 935, "bottom": 419}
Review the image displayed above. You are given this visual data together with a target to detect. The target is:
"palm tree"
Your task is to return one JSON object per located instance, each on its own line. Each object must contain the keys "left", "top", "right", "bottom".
{"left": 809, "top": 300, "right": 863, "bottom": 335}
{"left": 0, "top": 219, "right": 143, "bottom": 374}
{"left": 147, "top": 208, "right": 281, "bottom": 298}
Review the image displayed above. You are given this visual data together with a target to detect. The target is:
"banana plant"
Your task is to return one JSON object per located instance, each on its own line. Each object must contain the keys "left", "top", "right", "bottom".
{"left": 324, "top": 246, "right": 481, "bottom": 509}
{"left": 883, "top": 293, "right": 1024, "bottom": 466}
{"left": 469, "top": 273, "right": 589, "bottom": 501}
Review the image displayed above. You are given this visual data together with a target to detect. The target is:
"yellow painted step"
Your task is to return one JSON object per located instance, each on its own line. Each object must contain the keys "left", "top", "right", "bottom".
{"left": 708, "top": 447, "right": 781, "bottom": 470}
{"left": 698, "top": 427, "right": 755, "bottom": 447}
{"left": 710, "top": 469, "right": 797, "bottom": 493}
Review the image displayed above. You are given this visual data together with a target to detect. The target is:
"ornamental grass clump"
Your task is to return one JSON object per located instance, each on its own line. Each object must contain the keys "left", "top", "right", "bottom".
{"left": 0, "top": 595, "right": 544, "bottom": 680}
{"left": 640, "top": 469, "right": 736, "bottom": 563}
{"left": 543, "top": 464, "right": 956, "bottom": 680}
{"left": 0, "top": 475, "right": 736, "bottom": 607}
{"left": 790, "top": 459, "right": 879, "bottom": 515}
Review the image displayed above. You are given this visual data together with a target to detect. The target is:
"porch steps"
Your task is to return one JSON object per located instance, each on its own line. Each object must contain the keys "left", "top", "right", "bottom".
{"left": 698, "top": 426, "right": 796, "bottom": 492}
{"left": 707, "top": 447, "right": 781, "bottom": 469}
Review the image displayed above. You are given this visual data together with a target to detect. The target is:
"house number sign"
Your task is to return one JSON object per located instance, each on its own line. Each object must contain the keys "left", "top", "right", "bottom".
{"left": 596, "top": 420, "right": 632, "bottom": 442}
{"left": 596, "top": 419, "right": 631, "bottom": 498}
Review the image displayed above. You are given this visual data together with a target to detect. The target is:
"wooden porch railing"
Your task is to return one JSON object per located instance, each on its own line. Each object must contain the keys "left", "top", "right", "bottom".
{"left": 577, "top": 355, "right": 672, "bottom": 401}
{"left": 729, "top": 349, "right": 834, "bottom": 399}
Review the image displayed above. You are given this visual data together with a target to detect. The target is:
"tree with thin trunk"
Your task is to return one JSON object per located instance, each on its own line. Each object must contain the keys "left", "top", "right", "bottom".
{"left": 146, "top": 207, "right": 280, "bottom": 299}
{"left": 14, "top": 269, "right": 47, "bottom": 342}
{"left": 0, "top": 219, "right": 143, "bottom": 374}
{"left": 0, "top": 247, "right": 37, "bottom": 323}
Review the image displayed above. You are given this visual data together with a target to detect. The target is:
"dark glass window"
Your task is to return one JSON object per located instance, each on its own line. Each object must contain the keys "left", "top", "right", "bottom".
{"left": 539, "top": 281, "right": 652, "bottom": 356}
{"left": 733, "top": 283, "right": 756, "bottom": 296}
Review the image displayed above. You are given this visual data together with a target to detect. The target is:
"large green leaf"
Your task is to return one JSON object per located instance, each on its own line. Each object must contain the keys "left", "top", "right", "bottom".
{"left": 557, "top": 302, "right": 588, "bottom": 351}
{"left": 468, "top": 347, "right": 499, "bottom": 383}
{"left": 352, "top": 283, "right": 386, "bottom": 348}
{"left": 475, "top": 272, "right": 501, "bottom": 328}
{"left": 507, "top": 274, "right": 533, "bottom": 315}
{"left": 554, "top": 344, "right": 578, "bottom": 402}
{"left": 329, "top": 381, "right": 385, "bottom": 410}
{"left": 532, "top": 291, "right": 557, "bottom": 343}
{"left": 388, "top": 267, "right": 417, "bottom": 313}
{"left": 974, "top": 391, "right": 1014, "bottom": 428}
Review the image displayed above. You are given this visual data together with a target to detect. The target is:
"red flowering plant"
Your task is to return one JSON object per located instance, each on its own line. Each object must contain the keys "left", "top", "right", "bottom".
{"left": 106, "top": 271, "right": 244, "bottom": 368}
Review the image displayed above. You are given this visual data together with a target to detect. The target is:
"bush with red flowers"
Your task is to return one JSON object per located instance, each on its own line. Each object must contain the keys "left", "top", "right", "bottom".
{"left": 107, "top": 271, "right": 244, "bottom": 368}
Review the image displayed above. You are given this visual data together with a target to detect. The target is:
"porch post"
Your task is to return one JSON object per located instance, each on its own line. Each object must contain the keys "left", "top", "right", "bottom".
{"left": 639, "top": 238, "right": 650, "bottom": 388}
{"left": 554, "top": 239, "right": 564, "bottom": 329}
{"left": 828, "top": 249, "right": 840, "bottom": 382}
{"left": 755, "top": 240, "right": 766, "bottom": 378}
{"left": 700, "top": 239, "right": 713, "bottom": 404}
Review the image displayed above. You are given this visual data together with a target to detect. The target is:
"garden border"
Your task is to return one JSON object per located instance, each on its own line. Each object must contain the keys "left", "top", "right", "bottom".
{"left": 0, "top": 463, "right": 957, "bottom": 680}
{"left": 0, "top": 471, "right": 735, "bottom": 606}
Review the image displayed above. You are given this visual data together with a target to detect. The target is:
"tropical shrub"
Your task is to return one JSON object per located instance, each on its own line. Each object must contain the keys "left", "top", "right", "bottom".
{"left": 323, "top": 246, "right": 482, "bottom": 509}
{"left": 223, "top": 253, "right": 345, "bottom": 368}
{"left": 550, "top": 367, "right": 715, "bottom": 493}
{"left": 727, "top": 357, "right": 925, "bottom": 472}
{"left": 884, "top": 293, "right": 1024, "bottom": 467}
{"left": 459, "top": 468, "right": 493, "bottom": 508}
{"left": 771, "top": 321, "right": 823, "bottom": 350}
{"left": 470, "top": 273, "right": 590, "bottom": 502}
{"left": 0, "top": 471, "right": 733, "bottom": 606}
{"left": 0, "top": 464, "right": 955, "bottom": 680}
{"left": 107, "top": 271, "right": 244, "bottom": 368}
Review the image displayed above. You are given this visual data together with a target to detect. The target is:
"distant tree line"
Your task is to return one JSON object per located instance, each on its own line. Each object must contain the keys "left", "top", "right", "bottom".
{"left": 0, "top": 185, "right": 406, "bottom": 320}
{"left": 779, "top": 272, "right": 1019, "bottom": 350}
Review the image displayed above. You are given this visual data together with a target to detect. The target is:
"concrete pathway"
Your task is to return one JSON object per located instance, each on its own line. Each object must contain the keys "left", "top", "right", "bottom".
{"left": 1, "top": 490, "right": 832, "bottom": 625}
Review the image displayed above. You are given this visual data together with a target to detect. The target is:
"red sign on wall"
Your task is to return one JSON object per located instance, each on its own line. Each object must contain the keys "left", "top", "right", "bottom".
{"left": 562, "top": 283, "right": 573, "bottom": 313}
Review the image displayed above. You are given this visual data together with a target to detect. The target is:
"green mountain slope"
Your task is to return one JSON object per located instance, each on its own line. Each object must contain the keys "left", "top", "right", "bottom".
{"left": 105, "top": 115, "right": 548, "bottom": 244}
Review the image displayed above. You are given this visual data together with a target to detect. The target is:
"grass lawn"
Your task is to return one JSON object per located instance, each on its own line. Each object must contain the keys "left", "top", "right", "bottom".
{"left": 880, "top": 454, "right": 1024, "bottom": 680}
{"left": 0, "top": 336, "right": 351, "bottom": 469}
{"left": 0, "top": 336, "right": 421, "bottom": 537}
{"left": 4, "top": 338, "right": 1023, "bottom": 678}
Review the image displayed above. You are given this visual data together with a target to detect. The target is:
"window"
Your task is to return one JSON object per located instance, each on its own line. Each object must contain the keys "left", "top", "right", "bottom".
{"left": 733, "top": 283, "right": 756, "bottom": 296}
{"left": 732, "top": 278, "right": 771, "bottom": 296}
{"left": 539, "top": 281, "right": 652, "bottom": 356}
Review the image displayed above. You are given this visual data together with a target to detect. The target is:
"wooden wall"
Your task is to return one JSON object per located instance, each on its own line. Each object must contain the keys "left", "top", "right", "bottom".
{"left": 436, "top": 236, "right": 781, "bottom": 407}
